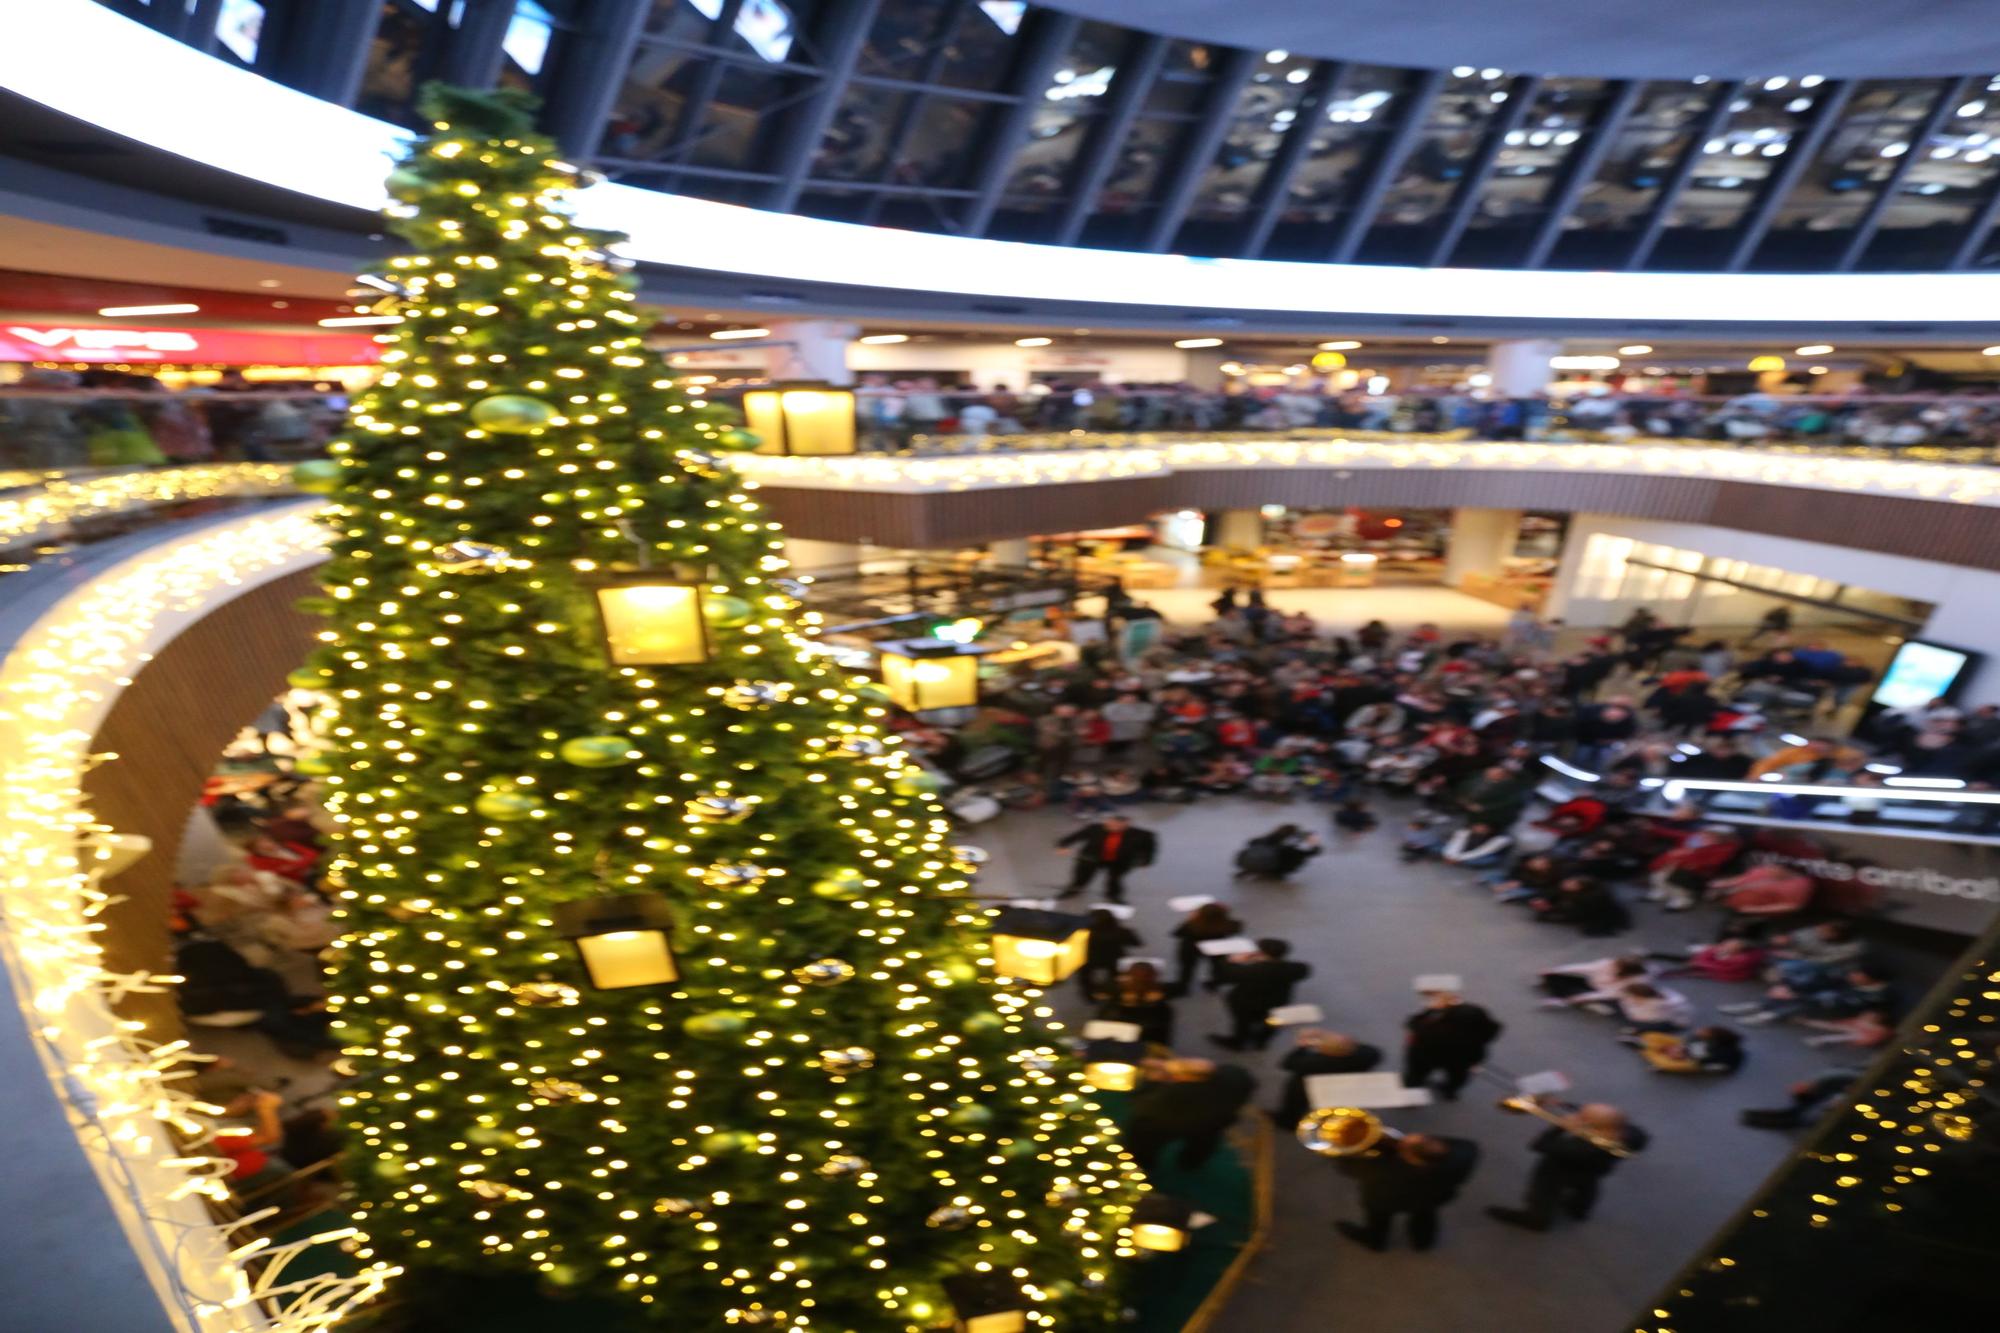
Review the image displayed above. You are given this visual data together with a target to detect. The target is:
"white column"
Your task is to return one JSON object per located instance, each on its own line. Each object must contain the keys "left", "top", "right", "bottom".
{"left": 1442, "top": 507, "right": 1521, "bottom": 587}
{"left": 1485, "top": 339, "right": 1561, "bottom": 397}
{"left": 782, "top": 538, "right": 870, "bottom": 572}
{"left": 987, "top": 539, "right": 1031, "bottom": 567}
{"left": 766, "top": 319, "right": 859, "bottom": 386}
{"left": 1213, "top": 509, "right": 1264, "bottom": 551}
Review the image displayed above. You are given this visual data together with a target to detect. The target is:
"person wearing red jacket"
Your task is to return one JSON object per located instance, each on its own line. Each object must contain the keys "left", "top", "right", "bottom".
{"left": 1643, "top": 829, "right": 1742, "bottom": 910}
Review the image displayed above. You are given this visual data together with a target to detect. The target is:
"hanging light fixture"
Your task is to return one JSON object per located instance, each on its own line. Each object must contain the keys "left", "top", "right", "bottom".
{"left": 942, "top": 1271, "right": 1028, "bottom": 1332}
{"left": 1128, "top": 1194, "right": 1197, "bottom": 1252}
{"left": 989, "top": 907, "right": 1090, "bottom": 985}
{"left": 740, "top": 381, "right": 858, "bottom": 455}
{"left": 552, "top": 893, "right": 679, "bottom": 990}
{"left": 1081, "top": 1038, "right": 1146, "bottom": 1091}
{"left": 590, "top": 572, "right": 711, "bottom": 667}
{"left": 878, "top": 638, "right": 987, "bottom": 712}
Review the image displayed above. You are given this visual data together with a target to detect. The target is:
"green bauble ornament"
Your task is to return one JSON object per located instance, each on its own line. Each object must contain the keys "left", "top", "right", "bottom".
{"left": 701, "top": 1129, "right": 760, "bottom": 1156}
{"left": 385, "top": 166, "right": 430, "bottom": 200}
{"left": 291, "top": 459, "right": 342, "bottom": 494}
{"left": 474, "top": 790, "right": 541, "bottom": 821}
{"left": 540, "top": 1264, "right": 584, "bottom": 1289}
{"left": 942, "top": 959, "right": 980, "bottom": 983}
{"left": 683, "top": 1010, "right": 753, "bottom": 1040}
{"left": 292, "top": 753, "right": 336, "bottom": 777}
{"left": 852, "top": 684, "right": 892, "bottom": 706}
{"left": 946, "top": 1104, "right": 994, "bottom": 1129}
{"left": 370, "top": 1157, "right": 406, "bottom": 1178}
{"left": 893, "top": 769, "right": 942, "bottom": 796}
{"left": 964, "top": 1012, "right": 1004, "bottom": 1034}
{"left": 715, "top": 428, "right": 761, "bottom": 450}
{"left": 286, "top": 666, "right": 330, "bottom": 690}
{"left": 470, "top": 394, "right": 557, "bottom": 434}
{"left": 701, "top": 594, "right": 754, "bottom": 628}
{"left": 558, "top": 735, "right": 632, "bottom": 768}
{"left": 1002, "top": 1137, "right": 1042, "bottom": 1160}
{"left": 809, "top": 868, "right": 867, "bottom": 899}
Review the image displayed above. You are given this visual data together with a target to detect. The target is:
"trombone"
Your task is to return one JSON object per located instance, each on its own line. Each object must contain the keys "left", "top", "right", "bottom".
{"left": 1494, "top": 1093, "right": 1633, "bottom": 1157}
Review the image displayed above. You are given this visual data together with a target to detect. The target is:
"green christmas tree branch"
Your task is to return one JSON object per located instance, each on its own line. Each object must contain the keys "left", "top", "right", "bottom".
{"left": 304, "top": 82, "right": 1145, "bottom": 1331}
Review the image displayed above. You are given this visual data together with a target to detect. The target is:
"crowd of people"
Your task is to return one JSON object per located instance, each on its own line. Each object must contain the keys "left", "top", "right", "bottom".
{"left": 837, "top": 379, "right": 2000, "bottom": 456}
{"left": 0, "top": 369, "right": 349, "bottom": 467}
{"left": 888, "top": 585, "right": 1964, "bottom": 1252}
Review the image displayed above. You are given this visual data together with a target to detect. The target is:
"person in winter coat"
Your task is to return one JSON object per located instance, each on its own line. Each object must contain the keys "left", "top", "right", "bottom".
{"left": 1171, "top": 901, "right": 1245, "bottom": 994}
{"left": 1488, "top": 1103, "right": 1648, "bottom": 1230}
{"left": 1125, "top": 1058, "right": 1257, "bottom": 1172}
{"left": 1057, "top": 815, "right": 1157, "bottom": 903}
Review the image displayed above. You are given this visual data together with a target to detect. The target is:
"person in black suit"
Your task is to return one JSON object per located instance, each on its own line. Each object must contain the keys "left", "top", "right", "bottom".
{"left": 1270, "top": 1029, "right": 1382, "bottom": 1129}
{"left": 1402, "top": 989, "right": 1503, "bottom": 1100}
{"left": 1488, "top": 1102, "right": 1649, "bottom": 1231}
{"left": 1209, "top": 938, "right": 1313, "bottom": 1051}
{"left": 1336, "top": 1132, "right": 1480, "bottom": 1251}
{"left": 1056, "top": 815, "right": 1157, "bottom": 903}
{"left": 1125, "top": 1058, "right": 1258, "bottom": 1173}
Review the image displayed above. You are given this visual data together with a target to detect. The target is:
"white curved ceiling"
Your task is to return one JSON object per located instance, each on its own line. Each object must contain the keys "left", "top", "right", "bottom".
{"left": 1038, "top": 0, "right": 2000, "bottom": 79}
{"left": 13, "top": 0, "right": 2000, "bottom": 328}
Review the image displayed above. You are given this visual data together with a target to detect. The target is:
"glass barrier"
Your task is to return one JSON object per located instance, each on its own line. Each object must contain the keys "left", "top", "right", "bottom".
{"left": 792, "top": 389, "right": 2000, "bottom": 460}
{"left": 0, "top": 389, "right": 348, "bottom": 471}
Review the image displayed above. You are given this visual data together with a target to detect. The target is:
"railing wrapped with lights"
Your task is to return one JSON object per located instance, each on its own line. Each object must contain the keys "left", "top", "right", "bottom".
{"left": 0, "top": 502, "right": 396, "bottom": 1331}
{"left": 0, "top": 463, "right": 297, "bottom": 553}
{"left": 730, "top": 437, "right": 2000, "bottom": 507}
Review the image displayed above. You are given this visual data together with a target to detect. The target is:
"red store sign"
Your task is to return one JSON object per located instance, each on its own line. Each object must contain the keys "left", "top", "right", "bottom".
{"left": 0, "top": 323, "right": 384, "bottom": 366}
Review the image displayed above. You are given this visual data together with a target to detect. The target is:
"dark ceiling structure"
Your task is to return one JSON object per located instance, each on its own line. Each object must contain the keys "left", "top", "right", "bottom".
{"left": 49, "top": 0, "right": 2000, "bottom": 282}
{"left": 1037, "top": 0, "right": 2000, "bottom": 80}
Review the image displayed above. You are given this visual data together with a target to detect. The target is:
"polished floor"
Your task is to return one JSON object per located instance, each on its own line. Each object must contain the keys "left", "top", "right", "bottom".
{"left": 977, "top": 795, "right": 1860, "bottom": 1333}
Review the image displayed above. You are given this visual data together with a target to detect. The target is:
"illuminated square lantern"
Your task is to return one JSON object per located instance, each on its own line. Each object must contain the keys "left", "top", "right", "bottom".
{"left": 742, "top": 381, "right": 857, "bottom": 455}
{"left": 989, "top": 907, "right": 1090, "bottom": 985}
{"left": 1129, "top": 1194, "right": 1196, "bottom": 1253}
{"left": 553, "top": 893, "right": 679, "bottom": 990}
{"left": 1082, "top": 1038, "right": 1147, "bottom": 1092}
{"left": 942, "top": 1271, "right": 1027, "bottom": 1333}
{"left": 591, "top": 574, "right": 709, "bottom": 666}
{"left": 879, "top": 638, "right": 986, "bottom": 712}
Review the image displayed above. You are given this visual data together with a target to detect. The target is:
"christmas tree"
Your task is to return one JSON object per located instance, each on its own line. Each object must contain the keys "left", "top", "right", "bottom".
{"left": 305, "top": 86, "right": 1145, "bottom": 1330}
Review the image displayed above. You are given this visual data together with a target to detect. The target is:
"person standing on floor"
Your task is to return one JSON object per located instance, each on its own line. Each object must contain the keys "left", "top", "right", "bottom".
{"left": 1402, "top": 987, "right": 1503, "bottom": 1101}
{"left": 1124, "top": 1058, "right": 1258, "bottom": 1173}
{"left": 1056, "top": 814, "right": 1157, "bottom": 903}
{"left": 1209, "top": 938, "right": 1313, "bottom": 1051}
{"left": 1335, "top": 1132, "right": 1481, "bottom": 1252}
{"left": 1076, "top": 908, "right": 1140, "bottom": 1002}
{"left": 1488, "top": 1103, "right": 1648, "bottom": 1231}
{"left": 1171, "top": 901, "right": 1245, "bottom": 995}
{"left": 1271, "top": 1029, "right": 1382, "bottom": 1129}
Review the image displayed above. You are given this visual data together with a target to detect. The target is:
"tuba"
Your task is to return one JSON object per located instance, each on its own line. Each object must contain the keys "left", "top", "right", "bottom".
{"left": 1296, "top": 1106, "right": 1401, "bottom": 1157}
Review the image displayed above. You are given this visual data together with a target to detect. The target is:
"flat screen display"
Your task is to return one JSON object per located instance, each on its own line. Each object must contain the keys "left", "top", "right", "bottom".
{"left": 1871, "top": 640, "right": 1977, "bottom": 710}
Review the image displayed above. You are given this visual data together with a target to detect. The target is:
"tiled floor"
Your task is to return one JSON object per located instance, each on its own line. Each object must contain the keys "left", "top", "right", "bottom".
{"left": 975, "top": 794, "right": 1902, "bottom": 1333}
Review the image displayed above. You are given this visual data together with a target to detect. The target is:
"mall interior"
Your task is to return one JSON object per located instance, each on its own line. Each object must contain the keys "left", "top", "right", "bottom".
{"left": 5, "top": 2, "right": 2000, "bottom": 1331}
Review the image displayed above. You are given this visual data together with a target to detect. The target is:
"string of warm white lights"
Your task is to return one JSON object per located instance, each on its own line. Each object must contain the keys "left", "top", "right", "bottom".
{"left": 0, "top": 503, "right": 396, "bottom": 1331}
{"left": 0, "top": 463, "right": 295, "bottom": 550}
{"left": 727, "top": 437, "right": 2000, "bottom": 506}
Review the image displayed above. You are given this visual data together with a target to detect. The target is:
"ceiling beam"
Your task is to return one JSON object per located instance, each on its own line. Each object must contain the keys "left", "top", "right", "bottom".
{"left": 1725, "top": 79, "right": 1854, "bottom": 271}
{"left": 761, "top": 0, "right": 884, "bottom": 213}
{"left": 1141, "top": 47, "right": 1259, "bottom": 251}
{"left": 1426, "top": 74, "right": 1542, "bottom": 267}
{"left": 1239, "top": 61, "right": 1345, "bottom": 258}
{"left": 1327, "top": 68, "right": 1445, "bottom": 262}
{"left": 1520, "top": 78, "right": 1642, "bottom": 269}
{"left": 961, "top": 10, "right": 1083, "bottom": 237}
{"left": 1053, "top": 34, "right": 1170, "bottom": 246}
{"left": 1840, "top": 76, "right": 1971, "bottom": 271}
{"left": 542, "top": 0, "right": 652, "bottom": 156}
{"left": 1623, "top": 82, "right": 1739, "bottom": 270}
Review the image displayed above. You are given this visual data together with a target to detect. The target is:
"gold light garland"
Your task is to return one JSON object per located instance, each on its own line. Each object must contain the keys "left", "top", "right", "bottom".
{"left": 0, "top": 502, "right": 396, "bottom": 1330}
{"left": 0, "top": 463, "right": 294, "bottom": 551}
